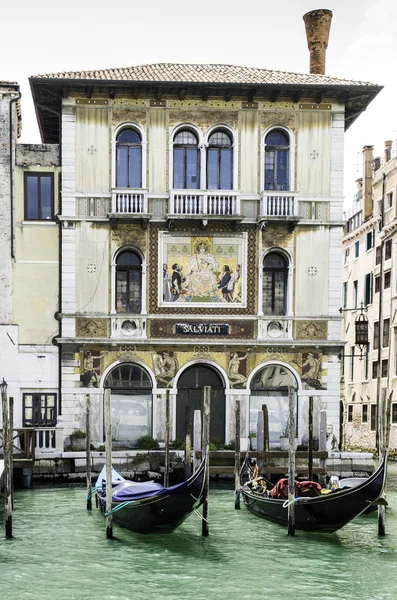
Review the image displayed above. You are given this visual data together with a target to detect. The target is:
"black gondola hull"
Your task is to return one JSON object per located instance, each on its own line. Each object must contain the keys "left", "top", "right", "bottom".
{"left": 240, "top": 454, "right": 387, "bottom": 533}
{"left": 96, "top": 458, "right": 207, "bottom": 534}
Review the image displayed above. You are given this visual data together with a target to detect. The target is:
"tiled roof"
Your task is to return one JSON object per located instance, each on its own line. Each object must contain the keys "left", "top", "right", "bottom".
{"left": 30, "top": 63, "right": 376, "bottom": 87}
{"left": 0, "top": 80, "right": 18, "bottom": 85}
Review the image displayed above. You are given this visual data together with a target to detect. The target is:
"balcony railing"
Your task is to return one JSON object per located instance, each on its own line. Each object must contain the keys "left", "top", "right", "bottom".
{"left": 257, "top": 317, "right": 293, "bottom": 340}
{"left": 34, "top": 427, "right": 63, "bottom": 454}
{"left": 169, "top": 190, "right": 240, "bottom": 216}
{"left": 260, "top": 192, "right": 298, "bottom": 217}
{"left": 111, "top": 315, "right": 147, "bottom": 339}
{"left": 111, "top": 189, "right": 148, "bottom": 214}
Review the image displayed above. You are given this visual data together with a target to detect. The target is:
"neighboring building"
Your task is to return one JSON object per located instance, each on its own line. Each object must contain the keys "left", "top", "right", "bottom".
{"left": 1, "top": 10, "right": 382, "bottom": 455}
{"left": 342, "top": 141, "right": 397, "bottom": 451}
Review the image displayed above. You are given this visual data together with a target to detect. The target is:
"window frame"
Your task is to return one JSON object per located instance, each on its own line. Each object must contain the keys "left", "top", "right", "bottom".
{"left": 347, "top": 405, "right": 353, "bottom": 423}
{"left": 354, "top": 240, "right": 360, "bottom": 258}
{"left": 364, "top": 272, "right": 373, "bottom": 305}
{"left": 22, "top": 392, "right": 57, "bottom": 427}
{"left": 24, "top": 172, "right": 55, "bottom": 221}
{"left": 115, "top": 127, "right": 143, "bottom": 189}
{"left": 262, "top": 251, "right": 289, "bottom": 316}
{"left": 172, "top": 128, "right": 200, "bottom": 190}
{"left": 263, "top": 127, "right": 293, "bottom": 192}
{"left": 115, "top": 250, "right": 143, "bottom": 315}
{"left": 384, "top": 270, "right": 391, "bottom": 289}
{"left": 370, "top": 404, "right": 377, "bottom": 431}
{"left": 366, "top": 230, "right": 374, "bottom": 251}
{"left": 383, "top": 318, "right": 390, "bottom": 348}
{"left": 206, "top": 129, "right": 234, "bottom": 190}
{"left": 385, "top": 240, "right": 392, "bottom": 260}
{"left": 362, "top": 404, "right": 368, "bottom": 423}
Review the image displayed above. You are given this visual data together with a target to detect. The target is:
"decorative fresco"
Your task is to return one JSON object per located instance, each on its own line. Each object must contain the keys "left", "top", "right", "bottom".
{"left": 159, "top": 232, "right": 247, "bottom": 307}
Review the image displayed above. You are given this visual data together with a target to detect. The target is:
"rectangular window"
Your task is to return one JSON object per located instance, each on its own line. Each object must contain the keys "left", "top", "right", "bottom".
{"left": 350, "top": 346, "right": 355, "bottom": 381}
{"left": 366, "top": 230, "right": 374, "bottom": 251}
{"left": 354, "top": 240, "right": 360, "bottom": 258}
{"left": 353, "top": 280, "right": 358, "bottom": 308}
{"left": 344, "top": 248, "right": 350, "bottom": 264}
{"left": 347, "top": 405, "right": 353, "bottom": 422}
{"left": 343, "top": 282, "right": 348, "bottom": 308}
{"left": 364, "top": 344, "right": 370, "bottom": 380}
{"left": 364, "top": 272, "right": 373, "bottom": 305}
{"left": 387, "top": 191, "right": 393, "bottom": 210}
{"left": 385, "top": 240, "right": 392, "bottom": 260}
{"left": 370, "top": 404, "right": 377, "bottom": 431}
{"left": 340, "top": 350, "right": 345, "bottom": 378}
{"left": 23, "top": 393, "right": 57, "bottom": 427}
{"left": 374, "top": 321, "right": 379, "bottom": 350}
{"left": 372, "top": 361, "right": 378, "bottom": 379}
{"left": 384, "top": 271, "right": 391, "bottom": 289}
{"left": 375, "top": 275, "right": 380, "bottom": 293}
{"left": 362, "top": 404, "right": 368, "bottom": 423}
{"left": 382, "top": 359, "right": 388, "bottom": 378}
{"left": 392, "top": 403, "right": 397, "bottom": 424}
{"left": 24, "top": 173, "right": 54, "bottom": 220}
{"left": 383, "top": 318, "right": 390, "bottom": 347}
{"left": 376, "top": 246, "right": 381, "bottom": 265}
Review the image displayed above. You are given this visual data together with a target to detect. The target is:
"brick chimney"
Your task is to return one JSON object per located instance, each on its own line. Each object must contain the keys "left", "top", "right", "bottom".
{"left": 303, "top": 9, "right": 333, "bottom": 75}
{"left": 362, "top": 145, "right": 374, "bottom": 220}
{"left": 384, "top": 140, "right": 393, "bottom": 164}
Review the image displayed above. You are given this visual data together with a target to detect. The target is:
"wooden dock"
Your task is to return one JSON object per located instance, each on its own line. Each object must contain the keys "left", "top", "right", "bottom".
{"left": 196, "top": 450, "right": 328, "bottom": 477}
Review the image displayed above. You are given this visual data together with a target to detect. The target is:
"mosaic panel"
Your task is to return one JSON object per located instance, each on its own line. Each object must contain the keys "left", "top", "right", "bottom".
{"left": 76, "top": 318, "right": 109, "bottom": 338}
{"left": 148, "top": 223, "right": 257, "bottom": 315}
{"left": 295, "top": 321, "right": 328, "bottom": 340}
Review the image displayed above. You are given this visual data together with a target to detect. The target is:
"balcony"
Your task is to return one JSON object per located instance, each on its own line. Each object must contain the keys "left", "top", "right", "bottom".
{"left": 257, "top": 317, "right": 293, "bottom": 340}
{"left": 260, "top": 192, "right": 299, "bottom": 217}
{"left": 109, "top": 189, "right": 151, "bottom": 225}
{"left": 111, "top": 315, "right": 147, "bottom": 339}
{"left": 167, "top": 190, "right": 242, "bottom": 226}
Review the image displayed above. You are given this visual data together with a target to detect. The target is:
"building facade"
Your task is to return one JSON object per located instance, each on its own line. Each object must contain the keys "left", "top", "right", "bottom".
{"left": 0, "top": 11, "right": 382, "bottom": 454}
{"left": 342, "top": 142, "right": 397, "bottom": 451}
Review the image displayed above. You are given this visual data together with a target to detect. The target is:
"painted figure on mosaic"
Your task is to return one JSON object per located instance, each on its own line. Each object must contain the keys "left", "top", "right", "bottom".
{"left": 80, "top": 350, "right": 105, "bottom": 387}
{"left": 163, "top": 263, "right": 172, "bottom": 302}
{"left": 152, "top": 351, "right": 178, "bottom": 387}
{"left": 227, "top": 264, "right": 241, "bottom": 302}
{"left": 228, "top": 351, "right": 250, "bottom": 388}
{"left": 298, "top": 352, "right": 325, "bottom": 390}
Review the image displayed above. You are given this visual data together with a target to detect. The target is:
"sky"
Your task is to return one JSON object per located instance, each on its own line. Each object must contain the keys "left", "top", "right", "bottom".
{"left": 2, "top": 0, "right": 397, "bottom": 206}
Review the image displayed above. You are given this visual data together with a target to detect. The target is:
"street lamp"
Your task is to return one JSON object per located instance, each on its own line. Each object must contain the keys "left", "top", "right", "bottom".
{"left": 339, "top": 304, "right": 369, "bottom": 360}
{"left": 0, "top": 378, "right": 7, "bottom": 394}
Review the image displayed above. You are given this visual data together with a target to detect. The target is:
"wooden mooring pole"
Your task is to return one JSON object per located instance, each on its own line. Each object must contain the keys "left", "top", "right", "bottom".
{"left": 287, "top": 386, "right": 296, "bottom": 536}
{"left": 308, "top": 396, "right": 313, "bottom": 482}
{"left": 202, "top": 386, "right": 210, "bottom": 537}
{"left": 164, "top": 390, "right": 170, "bottom": 488}
{"left": 86, "top": 394, "right": 92, "bottom": 510}
{"left": 104, "top": 388, "right": 113, "bottom": 539}
{"left": 184, "top": 404, "right": 192, "bottom": 480}
{"left": 1, "top": 380, "right": 12, "bottom": 538}
{"left": 9, "top": 396, "right": 14, "bottom": 510}
{"left": 234, "top": 399, "right": 241, "bottom": 509}
{"left": 378, "top": 388, "right": 387, "bottom": 536}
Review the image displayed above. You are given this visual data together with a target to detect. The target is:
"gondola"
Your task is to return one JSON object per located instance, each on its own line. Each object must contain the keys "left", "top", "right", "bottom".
{"left": 94, "top": 457, "right": 207, "bottom": 534}
{"left": 239, "top": 453, "right": 387, "bottom": 533}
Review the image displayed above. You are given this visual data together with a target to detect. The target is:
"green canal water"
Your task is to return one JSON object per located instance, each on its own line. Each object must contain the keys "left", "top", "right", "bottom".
{"left": 1, "top": 477, "right": 397, "bottom": 600}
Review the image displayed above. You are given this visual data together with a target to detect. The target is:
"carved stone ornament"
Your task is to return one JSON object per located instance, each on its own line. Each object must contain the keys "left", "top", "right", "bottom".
{"left": 76, "top": 318, "right": 109, "bottom": 338}
{"left": 295, "top": 321, "right": 328, "bottom": 340}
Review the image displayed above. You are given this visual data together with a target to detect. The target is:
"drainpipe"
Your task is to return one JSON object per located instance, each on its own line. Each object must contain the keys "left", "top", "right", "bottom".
{"left": 375, "top": 172, "right": 386, "bottom": 451}
{"left": 9, "top": 90, "right": 22, "bottom": 259}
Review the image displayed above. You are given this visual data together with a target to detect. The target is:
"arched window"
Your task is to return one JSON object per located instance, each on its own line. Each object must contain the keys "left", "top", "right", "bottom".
{"left": 264, "top": 129, "right": 290, "bottom": 191}
{"left": 173, "top": 130, "right": 200, "bottom": 189}
{"left": 116, "top": 251, "right": 142, "bottom": 314}
{"left": 116, "top": 128, "right": 142, "bottom": 188}
{"left": 263, "top": 252, "right": 288, "bottom": 315}
{"left": 207, "top": 130, "right": 233, "bottom": 190}
{"left": 104, "top": 363, "right": 152, "bottom": 445}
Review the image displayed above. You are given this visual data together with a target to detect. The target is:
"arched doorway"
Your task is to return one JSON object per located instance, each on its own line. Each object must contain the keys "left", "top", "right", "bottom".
{"left": 177, "top": 365, "right": 225, "bottom": 444}
{"left": 250, "top": 364, "right": 298, "bottom": 447}
{"left": 104, "top": 363, "right": 153, "bottom": 446}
